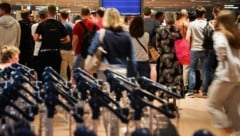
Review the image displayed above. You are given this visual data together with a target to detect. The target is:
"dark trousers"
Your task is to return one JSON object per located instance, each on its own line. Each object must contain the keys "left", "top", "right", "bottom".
{"left": 137, "top": 61, "right": 150, "bottom": 78}
{"left": 205, "top": 49, "right": 218, "bottom": 91}
{"left": 36, "top": 51, "right": 61, "bottom": 80}
{"left": 19, "top": 51, "right": 33, "bottom": 68}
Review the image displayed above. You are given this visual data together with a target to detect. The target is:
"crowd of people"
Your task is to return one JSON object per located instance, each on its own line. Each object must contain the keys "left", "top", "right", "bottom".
{"left": 0, "top": 1, "right": 240, "bottom": 136}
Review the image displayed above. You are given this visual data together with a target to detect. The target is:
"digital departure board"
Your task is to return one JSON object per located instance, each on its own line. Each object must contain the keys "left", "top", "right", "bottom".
{"left": 101, "top": 0, "right": 142, "bottom": 15}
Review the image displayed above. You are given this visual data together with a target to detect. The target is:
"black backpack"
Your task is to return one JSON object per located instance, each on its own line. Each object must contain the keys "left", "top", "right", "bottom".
{"left": 202, "top": 21, "right": 214, "bottom": 50}
{"left": 80, "top": 21, "right": 97, "bottom": 58}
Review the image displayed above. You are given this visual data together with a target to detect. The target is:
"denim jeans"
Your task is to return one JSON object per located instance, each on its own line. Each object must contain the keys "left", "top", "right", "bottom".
{"left": 188, "top": 50, "right": 208, "bottom": 92}
{"left": 73, "top": 54, "right": 84, "bottom": 70}
{"left": 205, "top": 49, "right": 218, "bottom": 90}
{"left": 137, "top": 61, "right": 150, "bottom": 78}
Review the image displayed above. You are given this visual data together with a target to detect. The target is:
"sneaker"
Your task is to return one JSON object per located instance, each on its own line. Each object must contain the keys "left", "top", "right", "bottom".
{"left": 185, "top": 92, "right": 195, "bottom": 98}
{"left": 202, "top": 92, "right": 207, "bottom": 97}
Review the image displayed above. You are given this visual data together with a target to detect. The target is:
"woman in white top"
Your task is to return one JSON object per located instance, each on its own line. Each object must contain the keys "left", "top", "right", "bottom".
{"left": 208, "top": 10, "right": 240, "bottom": 136}
{"left": 129, "top": 16, "right": 150, "bottom": 78}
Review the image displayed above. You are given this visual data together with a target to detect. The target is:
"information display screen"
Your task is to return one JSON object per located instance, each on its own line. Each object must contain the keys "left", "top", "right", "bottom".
{"left": 101, "top": 0, "right": 141, "bottom": 15}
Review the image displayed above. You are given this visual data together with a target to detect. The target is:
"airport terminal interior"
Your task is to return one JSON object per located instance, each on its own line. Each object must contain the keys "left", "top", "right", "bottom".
{"left": 0, "top": 0, "right": 240, "bottom": 136}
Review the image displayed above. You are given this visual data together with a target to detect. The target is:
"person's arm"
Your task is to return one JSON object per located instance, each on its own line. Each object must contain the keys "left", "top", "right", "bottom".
{"left": 16, "top": 22, "right": 21, "bottom": 47}
{"left": 186, "top": 27, "right": 191, "bottom": 44}
{"left": 127, "top": 38, "right": 137, "bottom": 77}
{"left": 34, "top": 23, "right": 42, "bottom": 42}
{"left": 61, "top": 35, "right": 71, "bottom": 44}
{"left": 33, "top": 33, "right": 41, "bottom": 42}
{"left": 72, "top": 34, "right": 79, "bottom": 52}
{"left": 88, "top": 32, "right": 101, "bottom": 55}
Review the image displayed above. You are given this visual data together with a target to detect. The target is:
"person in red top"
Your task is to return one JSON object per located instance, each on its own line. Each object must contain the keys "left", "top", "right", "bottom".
{"left": 72, "top": 7, "right": 99, "bottom": 70}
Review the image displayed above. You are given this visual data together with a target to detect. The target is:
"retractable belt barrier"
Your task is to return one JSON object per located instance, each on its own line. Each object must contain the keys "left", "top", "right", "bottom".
{"left": 0, "top": 64, "right": 181, "bottom": 136}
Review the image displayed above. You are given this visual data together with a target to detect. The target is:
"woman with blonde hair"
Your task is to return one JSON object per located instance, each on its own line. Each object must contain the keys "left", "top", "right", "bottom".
{"left": 87, "top": 8, "right": 137, "bottom": 77}
{"left": 0, "top": 45, "right": 20, "bottom": 69}
{"left": 208, "top": 10, "right": 240, "bottom": 136}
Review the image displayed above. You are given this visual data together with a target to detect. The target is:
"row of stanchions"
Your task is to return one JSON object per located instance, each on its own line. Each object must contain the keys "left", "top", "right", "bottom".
{"left": 0, "top": 63, "right": 182, "bottom": 136}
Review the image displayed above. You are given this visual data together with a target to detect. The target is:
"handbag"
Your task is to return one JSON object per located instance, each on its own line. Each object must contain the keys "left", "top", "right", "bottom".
{"left": 84, "top": 46, "right": 106, "bottom": 73}
{"left": 84, "top": 29, "right": 107, "bottom": 73}
{"left": 135, "top": 38, "right": 160, "bottom": 62}
{"left": 148, "top": 46, "right": 160, "bottom": 62}
{"left": 174, "top": 38, "right": 190, "bottom": 65}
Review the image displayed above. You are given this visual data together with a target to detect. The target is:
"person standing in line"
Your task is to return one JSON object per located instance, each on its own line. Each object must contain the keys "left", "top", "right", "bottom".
{"left": 0, "top": 2, "right": 21, "bottom": 57}
{"left": 185, "top": 6, "right": 208, "bottom": 97}
{"left": 129, "top": 16, "right": 150, "bottom": 78}
{"left": 95, "top": 7, "right": 105, "bottom": 28}
{"left": 156, "top": 12, "right": 183, "bottom": 98}
{"left": 142, "top": 7, "right": 160, "bottom": 81}
{"left": 34, "top": 5, "right": 70, "bottom": 80}
{"left": 59, "top": 10, "right": 74, "bottom": 81}
{"left": 72, "top": 7, "right": 99, "bottom": 70}
{"left": 208, "top": 10, "right": 240, "bottom": 136}
{"left": 175, "top": 9, "right": 190, "bottom": 93}
{"left": 31, "top": 8, "right": 47, "bottom": 72}
{"left": 19, "top": 9, "right": 35, "bottom": 68}
{"left": 203, "top": 6, "right": 222, "bottom": 96}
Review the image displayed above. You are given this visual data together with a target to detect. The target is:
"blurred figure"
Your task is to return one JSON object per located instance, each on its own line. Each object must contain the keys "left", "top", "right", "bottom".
{"left": 142, "top": 7, "right": 160, "bottom": 81}
{"left": 129, "top": 16, "right": 150, "bottom": 78}
{"left": 74, "top": 15, "right": 81, "bottom": 24}
{"left": 95, "top": 7, "right": 105, "bottom": 28}
{"left": 74, "top": 126, "right": 96, "bottom": 136}
{"left": 34, "top": 5, "right": 70, "bottom": 80}
{"left": 19, "top": 9, "right": 34, "bottom": 68}
{"left": 175, "top": 9, "right": 190, "bottom": 93}
{"left": 193, "top": 129, "right": 214, "bottom": 136}
{"left": 132, "top": 128, "right": 151, "bottom": 136}
{"left": 203, "top": 6, "right": 222, "bottom": 96}
{"left": 155, "top": 11, "right": 165, "bottom": 26}
{"left": 208, "top": 10, "right": 240, "bottom": 136}
{"left": 88, "top": 8, "right": 137, "bottom": 77}
{"left": 236, "top": 15, "right": 240, "bottom": 29}
{"left": 31, "top": 8, "right": 47, "bottom": 71}
{"left": 59, "top": 10, "right": 74, "bottom": 81}
{"left": 156, "top": 12, "right": 183, "bottom": 98}
{"left": 0, "top": 2, "right": 21, "bottom": 51}
{"left": 0, "top": 45, "right": 20, "bottom": 69}
{"left": 72, "top": 7, "right": 99, "bottom": 70}
{"left": 185, "top": 6, "right": 208, "bottom": 97}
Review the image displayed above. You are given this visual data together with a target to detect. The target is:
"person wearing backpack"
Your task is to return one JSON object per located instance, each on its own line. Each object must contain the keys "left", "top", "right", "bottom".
{"left": 202, "top": 6, "right": 222, "bottom": 96}
{"left": 72, "top": 7, "right": 100, "bottom": 70}
{"left": 185, "top": 6, "right": 208, "bottom": 97}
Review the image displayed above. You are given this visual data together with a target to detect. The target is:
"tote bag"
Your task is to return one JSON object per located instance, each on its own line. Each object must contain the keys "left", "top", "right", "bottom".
{"left": 174, "top": 39, "right": 190, "bottom": 65}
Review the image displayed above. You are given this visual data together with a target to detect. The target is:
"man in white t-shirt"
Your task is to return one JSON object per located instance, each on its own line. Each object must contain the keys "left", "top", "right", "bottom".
{"left": 185, "top": 6, "right": 208, "bottom": 97}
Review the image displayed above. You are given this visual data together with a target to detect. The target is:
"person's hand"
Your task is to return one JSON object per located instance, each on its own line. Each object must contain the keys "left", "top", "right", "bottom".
{"left": 217, "top": 46, "right": 227, "bottom": 61}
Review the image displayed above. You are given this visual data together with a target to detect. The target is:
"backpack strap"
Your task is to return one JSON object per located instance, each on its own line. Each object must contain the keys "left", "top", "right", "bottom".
{"left": 79, "top": 21, "right": 88, "bottom": 32}
{"left": 80, "top": 21, "right": 97, "bottom": 32}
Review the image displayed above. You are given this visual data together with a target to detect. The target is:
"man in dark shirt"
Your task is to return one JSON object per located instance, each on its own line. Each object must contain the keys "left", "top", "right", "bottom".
{"left": 34, "top": 5, "right": 70, "bottom": 80}
{"left": 19, "top": 9, "right": 34, "bottom": 68}
{"left": 143, "top": 7, "right": 159, "bottom": 82}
